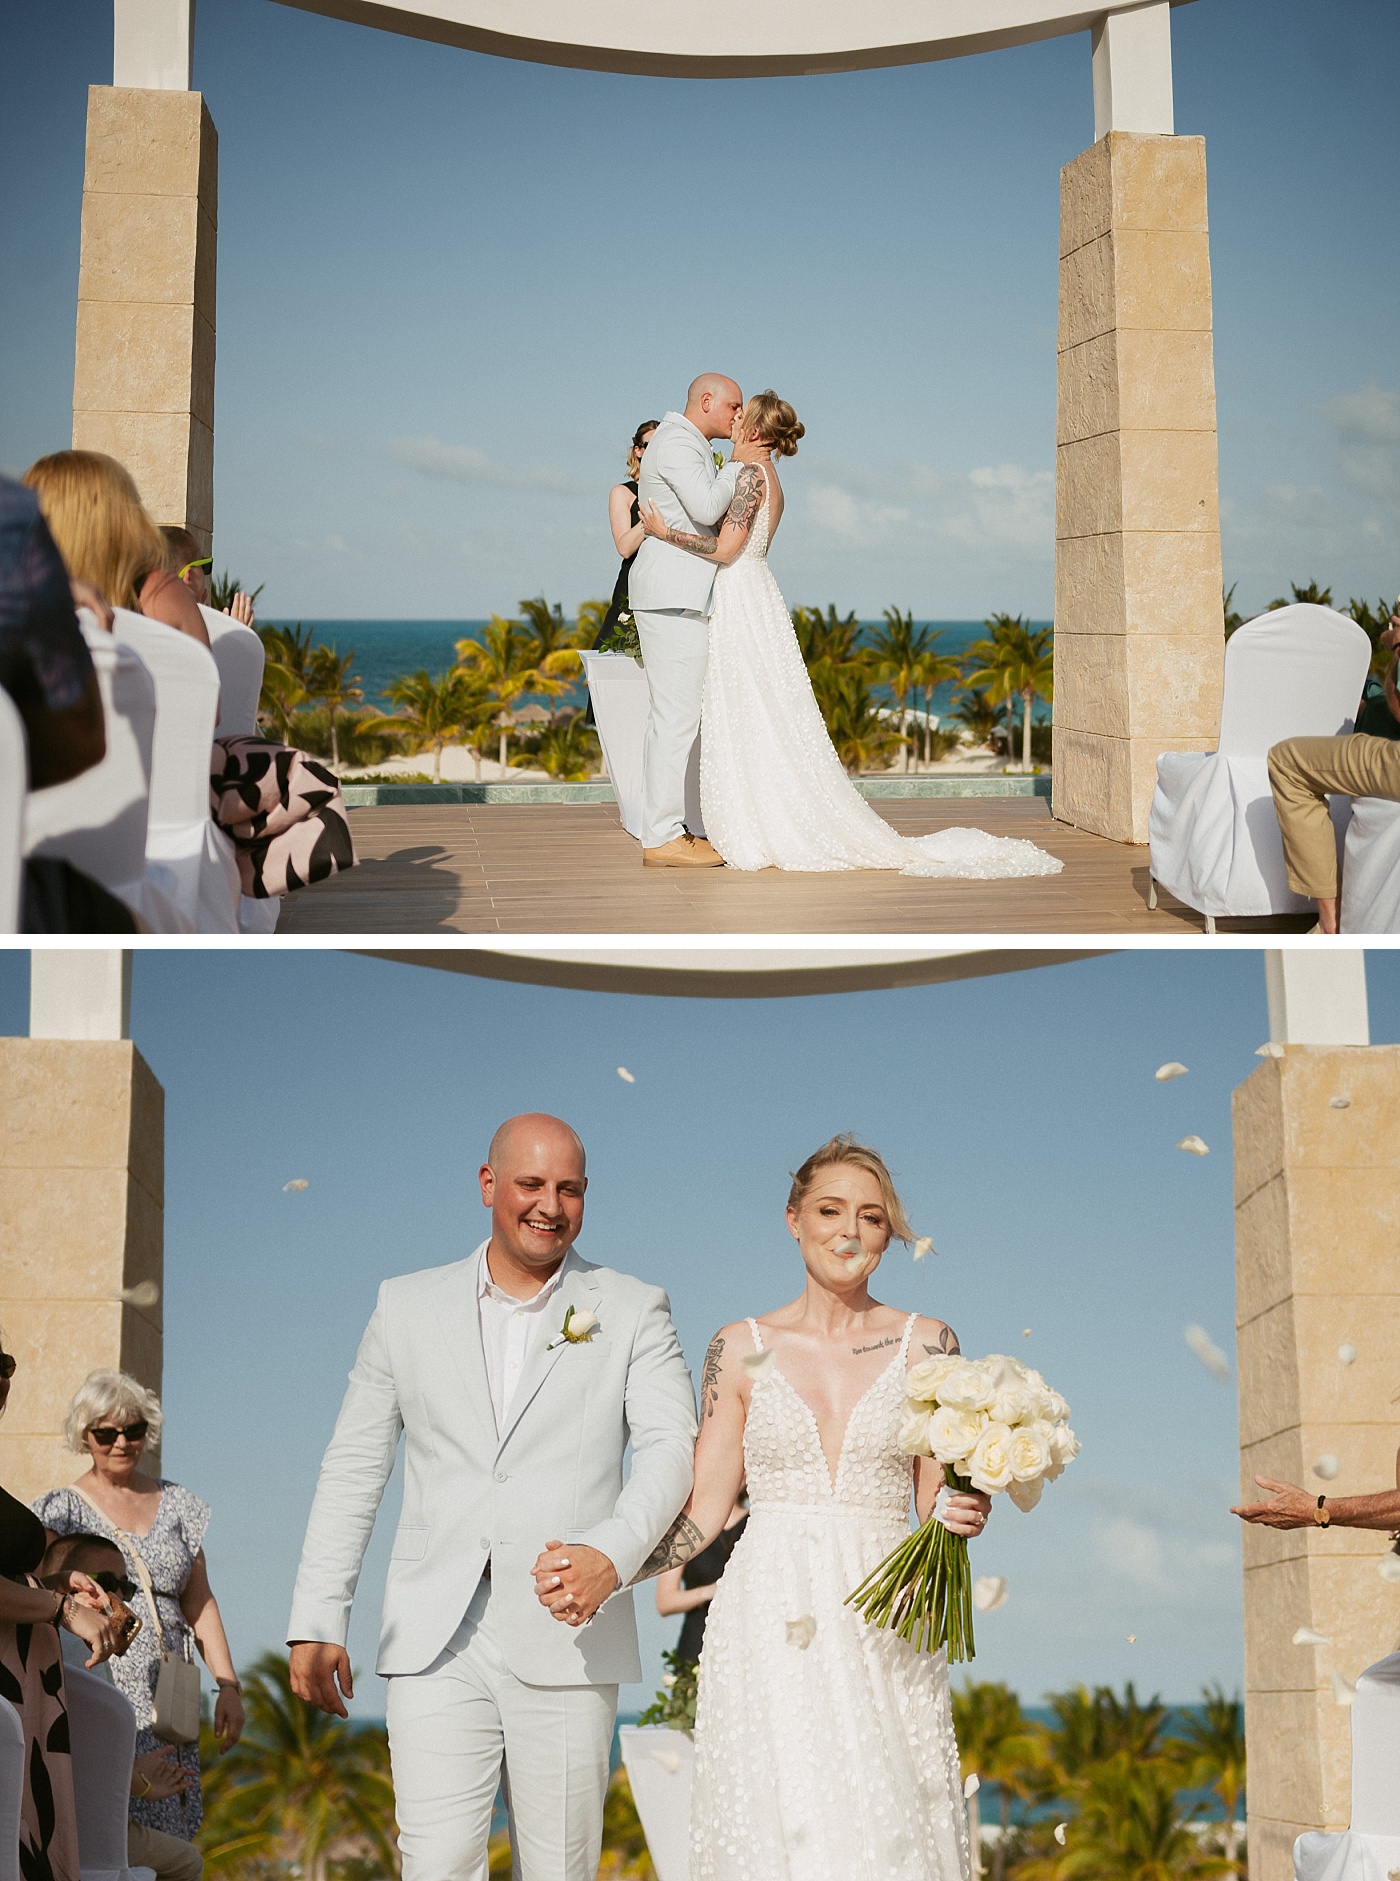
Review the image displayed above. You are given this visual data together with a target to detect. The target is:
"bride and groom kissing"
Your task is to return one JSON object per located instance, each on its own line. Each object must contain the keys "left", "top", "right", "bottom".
{"left": 628, "top": 372, "right": 1061, "bottom": 882}
{"left": 287, "top": 1111, "right": 990, "bottom": 1881}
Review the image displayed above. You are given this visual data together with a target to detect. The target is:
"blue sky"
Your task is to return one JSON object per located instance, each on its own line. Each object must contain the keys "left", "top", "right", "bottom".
{"left": 2, "top": 0, "right": 1397, "bottom": 622}
{"left": 4, "top": 944, "right": 1399, "bottom": 1713}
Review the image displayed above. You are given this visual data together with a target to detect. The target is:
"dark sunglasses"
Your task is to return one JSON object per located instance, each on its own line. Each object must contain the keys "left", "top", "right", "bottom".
{"left": 86, "top": 1420, "right": 148, "bottom": 1448}
{"left": 0, "top": 1354, "right": 14, "bottom": 1381}
{"left": 92, "top": 1570, "right": 138, "bottom": 1600}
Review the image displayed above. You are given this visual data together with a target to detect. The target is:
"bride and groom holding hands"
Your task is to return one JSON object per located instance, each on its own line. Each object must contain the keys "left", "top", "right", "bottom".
{"left": 288, "top": 1111, "right": 990, "bottom": 1881}
{"left": 627, "top": 372, "right": 1060, "bottom": 882}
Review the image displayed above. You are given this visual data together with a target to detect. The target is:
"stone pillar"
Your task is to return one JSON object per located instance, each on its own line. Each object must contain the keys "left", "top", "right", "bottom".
{"left": 1052, "top": 130, "right": 1225, "bottom": 844}
{"left": 0, "top": 956, "right": 163, "bottom": 1504}
{"left": 1233, "top": 1037, "right": 1400, "bottom": 1881}
{"left": 71, "top": 84, "right": 217, "bottom": 553}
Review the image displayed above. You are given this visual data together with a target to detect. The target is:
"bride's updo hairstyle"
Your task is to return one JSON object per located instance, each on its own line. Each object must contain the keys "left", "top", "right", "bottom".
{"left": 787, "top": 1134, "right": 914, "bottom": 1244}
{"left": 744, "top": 391, "right": 805, "bottom": 459}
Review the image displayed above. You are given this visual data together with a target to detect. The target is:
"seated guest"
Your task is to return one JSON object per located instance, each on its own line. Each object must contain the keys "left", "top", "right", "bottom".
{"left": 42, "top": 1534, "right": 203, "bottom": 1881}
{"left": 160, "top": 526, "right": 254, "bottom": 627}
{"left": 1268, "top": 614, "right": 1400, "bottom": 932}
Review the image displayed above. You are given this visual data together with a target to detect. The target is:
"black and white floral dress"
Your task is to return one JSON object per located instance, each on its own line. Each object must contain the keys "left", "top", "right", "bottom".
{"left": 34, "top": 1481, "right": 210, "bottom": 1838}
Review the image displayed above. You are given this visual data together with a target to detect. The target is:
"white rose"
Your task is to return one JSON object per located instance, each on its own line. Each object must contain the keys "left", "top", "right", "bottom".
{"left": 898, "top": 1409, "right": 934, "bottom": 1456}
{"left": 1041, "top": 1388, "right": 1070, "bottom": 1424}
{"left": 1045, "top": 1422, "right": 1080, "bottom": 1480}
{"left": 990, "top": 1379, "right": 1034, "bottom": 1427}
{"left": 936, "top": 1360, "right": 997, "bottom": 1413}
{"left": 1007, "top": 1425, "right": 1051, "bottom": 1482}
{"left": 1008, "top": 1475, "right": 1044, "bottom": 1512}
{"left": 967, "top": 1422, "right": 1016, "bottom": 1494}
{"left": 905, "top": 1355, "right": 960, "bottom": 1403}
{"left": 927, "top": 1404, "right": 983, "bottom": 1463}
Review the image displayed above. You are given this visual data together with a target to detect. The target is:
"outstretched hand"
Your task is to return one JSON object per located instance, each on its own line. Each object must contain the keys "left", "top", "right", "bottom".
{"left": 289, "top": 1641, "right": 354, "bottom": 1716}
{"left": 1231, "top": 1475, "right": 1314, "bottom": 1527}
{"left": 531, "top": 1541, "right": 619, "bottom": 1626}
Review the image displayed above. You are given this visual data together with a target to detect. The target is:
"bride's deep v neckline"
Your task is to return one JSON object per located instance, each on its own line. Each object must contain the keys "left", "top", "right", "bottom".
{"left": 747, "top": 1315, "right": 914, "bottom": 1496}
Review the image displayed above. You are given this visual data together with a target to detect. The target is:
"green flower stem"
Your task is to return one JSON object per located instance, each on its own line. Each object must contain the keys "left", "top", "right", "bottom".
{"left": 845, "top": 1465, "right": 977, "bottom": 1662}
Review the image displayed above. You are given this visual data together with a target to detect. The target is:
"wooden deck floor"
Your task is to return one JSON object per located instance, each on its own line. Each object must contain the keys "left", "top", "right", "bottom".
{"left": 276, "top": 799, "right": 1313, "bottom": 936}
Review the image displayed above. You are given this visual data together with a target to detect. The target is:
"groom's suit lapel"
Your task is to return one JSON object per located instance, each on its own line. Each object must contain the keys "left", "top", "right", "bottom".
{"left": 433, "top": 1243, "right": 495, "bottom": 1438}
{"left": 494, "top": 1252, "right": 602, "bottom": 1455}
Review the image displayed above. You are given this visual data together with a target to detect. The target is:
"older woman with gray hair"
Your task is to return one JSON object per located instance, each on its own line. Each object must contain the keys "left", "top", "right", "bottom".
{"left": 34, "top": 1370, "right": 244, "bottom": 1845}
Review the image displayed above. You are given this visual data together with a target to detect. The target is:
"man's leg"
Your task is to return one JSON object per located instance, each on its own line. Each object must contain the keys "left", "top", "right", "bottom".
{"left": 386, "top": 1587, "right": 505, "bottom": 1881}
{"left": 634, "top": 609, "right": 713, "bottom": 855}
{"left": 1270, "top": 734, "right": 1400, "bottom": 929}
{"left": 128, "top": 1821, "right": 203, "bottom": 1881}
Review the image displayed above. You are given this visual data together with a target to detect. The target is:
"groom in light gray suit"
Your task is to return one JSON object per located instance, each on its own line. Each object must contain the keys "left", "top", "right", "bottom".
{"left": 628, "top": 372, "right": 745, "bottom": 867}
{"left": 287, "top": 1114, "right": 697, "bottom": 1881}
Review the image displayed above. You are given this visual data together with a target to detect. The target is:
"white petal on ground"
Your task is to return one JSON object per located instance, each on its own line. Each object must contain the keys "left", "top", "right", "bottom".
{"left": 616, "top": 1067, "right": 636, "bottom": 1083}
{"left": 650, "top": 1744, "right": 682, "bottom": 1774}
{"left": 1176, "top": 1135, "right": 1210, "bottom": 1156}
{"left": 1184, "top": 1324, "right": 1233, "bottom": 1380}
{"left": 785, "top": 1615, "right": 816, "bottom": 1649}
{"left": 116, "top": 1280, "right": 160, "bottom": 1308}
{"left": 913, "top": 1237, "right": 936, "bottom": 1260}
{"left": 1377, "top": 1555, "right": 1400, "bottom": 1583}
{"left": 1332, "top": 1669, "right": 1357, "bottom": 1707}
{"left": 1054, "top": 1824, "right": 1068, "bottom": 1847}
{"left": 963, "top": 1774, "right": 980, "bottom": 1799}
{"left": 973, "top": 1576, "right": 1008, "bottom": 1612}
{"left": 1329, "top": 1095, "right": 1351, "bottom": 1109}
{"left": 1155, "top": 1062, "right": 1189, "bottom": 1081}
{"left": 1256, "top": 1042, "right": 1286, "bottom": 1058}
{"left": 282, "top": 1178, "right": 309, "bottom": 1192}
{"left": 1313, "top": 1454, "right": 1341, "bottom": 1480}
{"left": 1338, "top": 1343, "right": 1357, "bottom": 1365}
{"left": 1293, "top": 1626, "right": 1332, "bottom": 1646}
{"left": 742, "top": 1350, "right": 776, "bottom": 1382}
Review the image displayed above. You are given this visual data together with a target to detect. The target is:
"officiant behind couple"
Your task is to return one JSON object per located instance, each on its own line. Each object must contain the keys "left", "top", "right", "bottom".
{"left": 287, "top": 1113, "right": 989, "bottom": 1881}
{"left": 624, "top": 371, "right": 1062, "bottom": 883}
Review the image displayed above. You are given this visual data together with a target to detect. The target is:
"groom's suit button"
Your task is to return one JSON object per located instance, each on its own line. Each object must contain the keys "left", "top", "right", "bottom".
{"left": 480, "top": 1537, "right": 490, "bottom": 1550}
{"left": 494, "top": 1469, "right": 507, "bottom": 1482}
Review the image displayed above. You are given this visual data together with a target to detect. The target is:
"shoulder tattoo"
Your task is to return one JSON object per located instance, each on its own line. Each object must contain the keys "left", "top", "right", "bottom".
{"left": 700, "top": 1334, "right": 725, "bottom": 1420}
{"left": 922, "top": 1324, "right": 960, "bottom": 1357}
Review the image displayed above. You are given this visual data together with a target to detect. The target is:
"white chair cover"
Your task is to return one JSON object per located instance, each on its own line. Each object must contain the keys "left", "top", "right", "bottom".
{"left": 618, "top": 1726, "right": 693, "bottom": 1881}
{"left": 200, "top": 606, "right": 264, "bottom": 737}
{"left": 582, "top": 651, "right": 703, "bottom": 841}
{"left": 111, "top": 609, "right": 241, "bottom": 933}
{"left": 0, "top": 1695, "right": 25, "bottom": 1881}
{"left": 1340, "top": 797, "right": 1400, "bottom": 934}
{"left": 1293, "top": 1650, "right": 1400, "bottom": 1881}
{"left": 23, "top": 613, "right": 155, "bottom": 917}
{"left": 64, "top": 1667, "right": 149, "bottom": 1881}
{"left": 0, "top": 688, "right": 25, "bottom": 934}
{"left": 1149, "top": 605, "right": 1371, "bottom": 919}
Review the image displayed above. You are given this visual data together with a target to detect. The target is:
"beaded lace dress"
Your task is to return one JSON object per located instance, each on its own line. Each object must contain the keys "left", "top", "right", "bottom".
{"left": 689, "top": 1315, "right": 970, "bottom": 1881}
{"left": 699, "top": 469, "right": 1061, "bottom": 878}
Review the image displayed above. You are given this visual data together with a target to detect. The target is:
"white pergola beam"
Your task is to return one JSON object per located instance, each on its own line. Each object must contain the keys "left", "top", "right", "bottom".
{"left": 1264, "top": 950, "right": 1370, "bottom": 1047}
{"left": 29, "top": 950, "right": 132, "bottom": 1041}
{"left": 113, "top": 0, "right": 195, "bottom": 89}
{"left": 1092, "top": 1, "right": 1174, "bottom": 137}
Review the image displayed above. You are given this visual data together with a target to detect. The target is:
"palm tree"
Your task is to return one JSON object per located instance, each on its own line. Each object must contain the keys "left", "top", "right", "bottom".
{"left": 952, "top": 686, "right": 1003, "bottom": 753}
{"left": 962, "top": 614, "right": 1053, "bottom": 772}
{"left": 257, "top": 623, "right": 316, "bottom": 743}
{"left": 1046, "top": 1684, "right": 1169, "bottom": 1778}
{"left": 1222, "top": 583, "right": 1245, "bottom": 638}
{"left": 908, "top": 632, "right": 965, "bottom": 766}
{"left": 791, "top": 604, "right": 862, "bottom": 670}
{"left": 198, "top": 1652, "right": 397, "bottom": 1881}
{"left": 867, "top": 609, "right": 931, "bottom": 772}
{"left": 305, "top": 643, "right": 363, "bottom": 772}
{"left": 455, "top": 616, "right": 572, "bottom": 767}
{"left": 822, "top": 669, "right": 903, "bottom": 774}
{"left": 1269, "top": 580, "right": 1333, "bottom": 610}
{"left": 209, "top": 571, "right": 265, "bottom": 616}
{"left": 363, "top": 669, "right": 492, "bottom": 782}
{"left": 515, "top": 710, "right": 601, "bottom": 781}
{"left": 1055, "top": 1754, "right": 1232, "bottom": 1881}
{"left": 1174, "top": 1684, "right": 1245, "bottom": 1872}
{"left": 952, "top": 1681, "right": 1046, "bottom": 1881}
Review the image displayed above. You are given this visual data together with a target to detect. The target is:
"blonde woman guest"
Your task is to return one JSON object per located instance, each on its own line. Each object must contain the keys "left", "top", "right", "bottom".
{"left": 34, "top": 1371, "right": 245, "bottom": 1844}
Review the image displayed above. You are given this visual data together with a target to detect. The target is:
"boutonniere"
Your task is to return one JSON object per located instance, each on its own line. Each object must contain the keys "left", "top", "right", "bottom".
{"left": 547, "top": 1305, "right": 599, "bottom": 1351}
{"left": 712, "top": 449, "right": 726, "bottom": 471}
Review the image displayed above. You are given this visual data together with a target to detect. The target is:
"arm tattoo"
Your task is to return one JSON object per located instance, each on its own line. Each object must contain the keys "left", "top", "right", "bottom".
{"left": 630, "top": 1513, "right": 704, "bottom": 1584}
{"left": 663, "top": 522, "right": 719, "bottom": 557}
{"left": 922, "top": 1325, "right": 961, "bottom": 1357}
{"left": 700, "top": 1335, "right": 725, "bottom": 1420}
{"left": 725, "top": 465, "right": 765, "bottom": 532}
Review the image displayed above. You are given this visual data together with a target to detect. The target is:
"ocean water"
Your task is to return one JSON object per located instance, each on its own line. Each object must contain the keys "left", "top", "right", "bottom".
{"left": 273, "top": 619, "right": 1052, "bottom": 721}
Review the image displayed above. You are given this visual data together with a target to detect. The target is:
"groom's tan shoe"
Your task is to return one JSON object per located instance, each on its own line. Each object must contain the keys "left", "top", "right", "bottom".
{"left": 643, "top": 834, "right": 725, "bottom": 868}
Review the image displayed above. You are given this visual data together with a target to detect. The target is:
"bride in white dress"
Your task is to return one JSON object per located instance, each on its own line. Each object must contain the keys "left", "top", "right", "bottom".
{"left": 629, "top": 1135, "right": 989, "bottom": 1881}
{"left": 639, "top": 392, "right": 1061, "bottom": 879}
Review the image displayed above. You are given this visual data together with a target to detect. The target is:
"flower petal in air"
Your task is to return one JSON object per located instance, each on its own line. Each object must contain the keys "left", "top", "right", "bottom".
{"left": 1330, "top": 1095, "right": 1351, "bottom": 1109}
{"left": 913, "top": 1237, "right": 936, "bottom": 1260}
{"left": 743, "top": 1350, "right": 775, "bottom": 1382}
{"left": 1176, "top": 1135, "right": 1210, "bottom": 1156}
{"left": 1313, "top": 1454, "right": 1341, "bottom": 1480}
{"left": 785, "top": 1615, "right": 816, "bottom": 1649}
{"left": 963, "top": 1774, "right": 980, "bottom": 1799}
{"left": 1054, "top": 1824, "right": 1068, "bottom": 1846}
{"left": 116, "top": 1280, "right": 159, "bottom": 1308}
{"left": 1338, "top": 1343, "right": 1357, "bottom": 1365}
{"left": 283, "top": 1178, "right": 309, "bottom": 1192}
{"left": 973, "top": 1577, "right": 1008, "bottom": 1612}
{"left": 1332, "top": 1669, "right": 1357, "bottom": 1707}
{"left": 1127, "top": 1635, "right": 1137, "bottom": 1644}
{"left": 617, "top": 1067, "right": 636, "bottom": 1083}
{"left": 1256, "top": 1042, "right": 1285, "bottom": 1059}
{"left": 1155, "top": 1062, "right": 1189, "bottom": 1081}
{"left": 1293, "top": 1626, "right": 1332, "bottom": 1646}
{"left": 1184, "top": 1325, "right": 1232, "bottom": 1380}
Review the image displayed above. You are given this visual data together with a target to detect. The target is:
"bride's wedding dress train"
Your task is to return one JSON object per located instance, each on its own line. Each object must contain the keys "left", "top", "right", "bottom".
{"left": 689, "top": 1315, "right": 969, "bottom": 1881}
{"left": 699, "top": 478, "right": 1062, "bottom": 880}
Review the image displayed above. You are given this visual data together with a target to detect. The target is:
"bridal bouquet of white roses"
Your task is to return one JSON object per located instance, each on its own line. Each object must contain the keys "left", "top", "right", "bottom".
{"left": 846, "top": 1353, "right": 1078, "bottom": 1660}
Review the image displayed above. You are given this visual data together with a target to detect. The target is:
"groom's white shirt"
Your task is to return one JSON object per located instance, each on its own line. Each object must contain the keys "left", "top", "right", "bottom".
{"left": 628, "top": 411, "right": 740, "bottom": 618}
{"left": 286, "top": 1242, "right": 697, "bottom": 1686}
